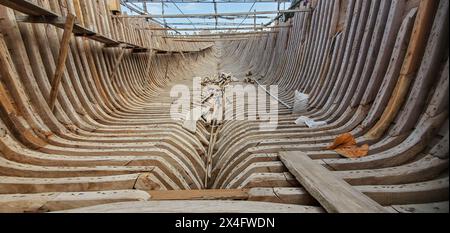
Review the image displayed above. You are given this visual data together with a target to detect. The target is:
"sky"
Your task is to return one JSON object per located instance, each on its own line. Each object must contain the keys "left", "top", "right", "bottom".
{"left": 121, "top": 2, "right": 292, "bottom": 33}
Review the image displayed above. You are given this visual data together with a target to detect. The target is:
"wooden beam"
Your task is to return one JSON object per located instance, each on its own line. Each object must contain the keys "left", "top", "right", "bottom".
{"left": 4, "top": 1, "right": 121, "bottom": 47}
{"left": 48, "top": 14, "right": 76, "bottom": 111}
{"left": 109, "top": 49, "right": 126, "bottom": 80}
{"left": 148, "top": 189, "right": 249, "bottom": 200}
{"left": 16, "top": 15, "right": 94, "bottom": 35}
{"left": 0, "top": 0, "right": 58, "bottom": 17}
{"left": 15, "top": 16, "right": 121, "bottom": 46}
{"left": 56, "top": 200, "right": 323, "bottom": 213}
{"left": 366, "top": 0, "right": 440, "bottom": 139}
{"left": 279, "top": 151, "right": 388, "bottom": 213}
{"left": 0, "top": 35, "right": 21, "bottom": 117}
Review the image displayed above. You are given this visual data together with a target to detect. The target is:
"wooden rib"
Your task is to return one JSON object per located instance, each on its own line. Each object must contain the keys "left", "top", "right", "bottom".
{"left": 366, "top": 0, "right": 440, "bottom": 139}
{"left": 109, "top": 49, "right": 126, "bottom": 80}
{"left": 0, "top": 0, "right": 447, "bottom": 213}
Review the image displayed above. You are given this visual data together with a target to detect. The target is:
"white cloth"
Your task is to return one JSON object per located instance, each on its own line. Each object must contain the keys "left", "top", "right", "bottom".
{"left": 293, "top": 91, "right": 309, "bottom": 113}
{"left": 295, "top": 116, "right": 327, "bottom": 128}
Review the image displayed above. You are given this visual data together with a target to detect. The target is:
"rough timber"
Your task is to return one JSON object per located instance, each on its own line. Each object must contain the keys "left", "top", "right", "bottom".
{"left": 0, "top": 0, "right": 448, "bottom": 213}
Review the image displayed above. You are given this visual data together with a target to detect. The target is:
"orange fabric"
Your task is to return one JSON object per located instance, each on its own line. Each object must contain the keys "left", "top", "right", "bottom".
{"left": 327, "top": 133, "right": 370, "bottom": 159}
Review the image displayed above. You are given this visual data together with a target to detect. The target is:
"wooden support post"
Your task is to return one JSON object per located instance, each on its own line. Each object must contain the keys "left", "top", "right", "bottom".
{"left": 143, "top": 1, "right": 148, "bottom": 14}
{"left": 145, "top": 49, "right": 155, "bottom": 78}
{"left": 213, "top": 0, "right": 218, "bottom": 30}
{"left": 279, "top": 151, "right": 388, "bottom": 213}
{"left": 48, "top": 14, "right": 76, "bottom": 111}
{"left": 0, "top": 34, "right": 20, "bottom": 116}
{"left": 163, "top": 55, "right": 170, "bottom": 79}
{"left": 254, "top": 9, "right": 257, "bottom": 30}
{"left": 162, "top": 2, "right": 167, "bottom": 28}
{"left": 109, "top": 49, "right": 126, "bottom": 80}
{"left": 179, "top": 51, "right": 186, "bottom": 60}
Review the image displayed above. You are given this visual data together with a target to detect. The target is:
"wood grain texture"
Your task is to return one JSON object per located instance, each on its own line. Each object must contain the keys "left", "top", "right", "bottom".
{"left": 279, "top": 151, "right": 388, "bottom": 213}
{"left": 0, "top": 0, "right": 447, "bottom": 213}
{"left": 48, "top": 14, "right": 76, "bottom": 111}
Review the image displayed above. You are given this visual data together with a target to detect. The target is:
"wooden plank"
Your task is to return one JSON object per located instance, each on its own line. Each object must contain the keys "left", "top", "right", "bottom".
{"left": 0, "top": 190, "right": 151, "bottom": 213}
{"left": 109, "top": 49, "right": 126, "bottom": 80}
{"left": 279, "top": 151, "right": 388, "bottom": 213}
{"left": 48, "top": 14, "right": 76, "bottom": 111}
{"left": 16, "top": 15, "right": 94, "bottom": 35}
{"left": 0, "top": 0, "right": 58, "bottom": 17}
{"left": 85, "top": 34, "right": 120, "bottom": 46}
{"left": 15, "top": 16, "right": 120, "bottom": 46}
{"left": 148, "top": 189, "right": 249, "bottom": 200}
{"left": 55, "top": 200, "right": 324, "bottom": 213}
{"left": 392, "top": 202, "right": 449, "bottom": 213}
{"left": 366, "top": 0, "right": 440, "bottom": 139}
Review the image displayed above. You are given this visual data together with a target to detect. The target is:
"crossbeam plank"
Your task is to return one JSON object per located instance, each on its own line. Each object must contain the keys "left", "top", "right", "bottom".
{"left": 2, "top": 0, "right": 121, "bottom": 47}
{"left": 279, "top": 151, "right": 388, "bottom": 213}
{"left": 0, "top": 0, "right": 58, "bottom": 17}
{"left": 15, "top": 16, "right": 120, "bottom": 46}
{"left": 16, "top": 15, "right": 95, "bottom": 35}
{"left": 48, "top": 14, "right": 76, "bottom": 111}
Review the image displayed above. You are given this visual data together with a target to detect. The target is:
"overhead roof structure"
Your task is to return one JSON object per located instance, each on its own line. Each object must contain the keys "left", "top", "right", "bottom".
{"left": 119, "top": 0, "right": 306, "bottom": 35}
{"left": 123, "top": 0, "right": 291, "bottom": 3}
{"left": 113, "top": 9, "right": 309, "bottom": 19}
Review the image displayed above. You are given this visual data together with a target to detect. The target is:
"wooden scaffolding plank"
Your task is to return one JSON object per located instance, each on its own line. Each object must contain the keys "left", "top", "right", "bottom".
{"left": 2, "top": 1, "right": 121, "bottom": 47}
{"left": 16, "top": 16, "right": 94, "bottom": 35}
{"left": 0, "top": 0, "right": 58, "bottom": 17}
{"left": 48, "top": 14, "right": 76, "bottom": 111}
{"left": 279, "top": 151, "right": 388, "bottom": 213}
{"left": 15, "top": 16, "right": 121, "bottom": 46}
